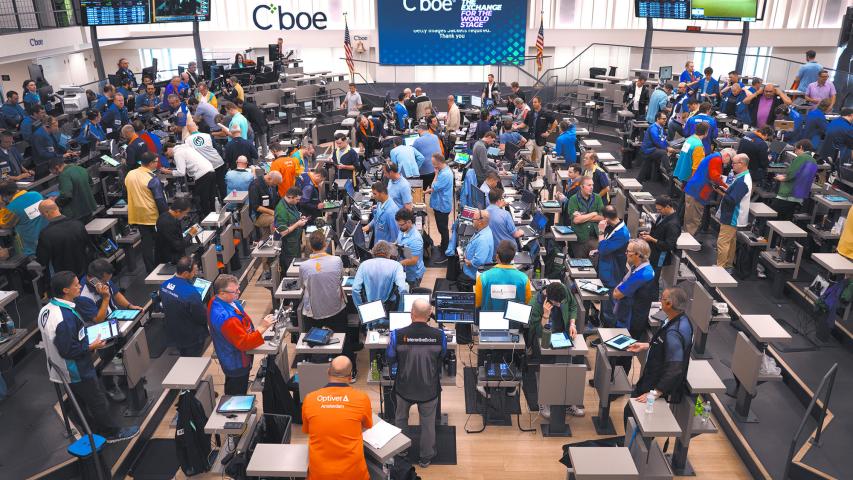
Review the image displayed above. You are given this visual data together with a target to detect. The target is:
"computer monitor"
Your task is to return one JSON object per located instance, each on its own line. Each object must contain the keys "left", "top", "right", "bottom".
{"left": 402, "top": 294, "right": 431, "bottom": 312}
{"left": 504, "top": 301, "right": 532, "bottom": 325}
{"left": 389, "top": 312, "right": 412, "bottom": 331}
{"left": 434, "top": 291, "right": 475, "bottom": 324}
{"left": 122, "top": 327, "right": 150, "bottom": 389}
{"left": 454, "top": 95, "right": 465, "bottom": 106}
{"left": 269, "top": 44, "right": 280, "bottom": 62}
{"left": 403, "top": 134, "right": 418, "bottom": 147}
{"left": 478, "top": 312, "right": 509, "bottom": 331}
{"left": 659, "top": 66, "right": 673, "bottom": 82}
{"left": 470, "top": 96, "right": 482, "bottom": 108}
{"left": 256, "top": 56, "right": 265, "bottom": 70}
{"left": 303, "top": 101, "right": 313, "bottom": 109}
{"left": 345, "top": 179, "right": 357, "bottom": 200}
{"left": 357, "top": 300, "right": 387, "bottom": 327}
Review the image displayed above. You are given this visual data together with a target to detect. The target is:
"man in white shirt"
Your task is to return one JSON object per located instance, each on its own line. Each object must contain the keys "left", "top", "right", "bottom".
{"left": 164, "top": 139, "right": 216, "bottom": 217}
{"left": 342, "top": 83, "right": 363, "bottom": 115}
{"left": 445, "top": 95, "right": 461, "bottom": 133}
{"left": 184, "top": 116, "right": 227, "bottom": 201}
{"left": 623, "top": 75, "right": 649, "bottom": 118}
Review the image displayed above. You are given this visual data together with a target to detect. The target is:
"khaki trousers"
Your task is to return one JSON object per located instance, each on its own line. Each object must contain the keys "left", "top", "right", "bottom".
{"left": 683, "top": 195, "right": 704, "bottom": 235}
{"left": 716, "top": 224, "right": 737, "bottom": 269}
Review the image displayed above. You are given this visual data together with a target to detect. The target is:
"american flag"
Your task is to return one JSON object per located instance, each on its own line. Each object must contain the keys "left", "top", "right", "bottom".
{"left": 344, "top": 17, "right": 354, "bottom": 78}
{"left": 535, "top": 16, "right": 545, "bottom": 73}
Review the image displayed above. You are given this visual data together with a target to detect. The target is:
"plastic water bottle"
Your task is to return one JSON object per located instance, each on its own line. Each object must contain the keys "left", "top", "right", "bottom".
{"left": 645, "top": 390, "right": 657, "bottom": 414}
{"left": 370, "top": 359, "right": 380, "bottom": 381}
{"left": 701, "top": 401, "right": 712, "bottom": 424}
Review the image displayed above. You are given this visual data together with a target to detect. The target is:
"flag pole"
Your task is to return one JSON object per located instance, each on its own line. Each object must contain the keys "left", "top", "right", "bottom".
{"left": 343, "top": 12, "right": 354, "bottom": 83}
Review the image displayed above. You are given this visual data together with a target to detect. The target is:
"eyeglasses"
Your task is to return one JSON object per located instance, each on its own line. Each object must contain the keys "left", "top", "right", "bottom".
{"left": 626, "top": 250, "right": 637, "bottom": 256}
{"left": 222, "top": 289, "right": 240, "bottom": 295}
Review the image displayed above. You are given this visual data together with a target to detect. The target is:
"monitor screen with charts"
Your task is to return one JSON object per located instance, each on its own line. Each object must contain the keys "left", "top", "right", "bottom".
{"left": 85, "top": 319, "right": 119, "bottom": 344}
{"left": 402, "top": 294, "right": 431, "bottom": 312}
{"left": 504, "top": 301, "right": 532, "bottom": 325}
{"left": 470, "top": 96, "right": 482, "bottom": 108}
{"left": 605, "top": 334, "right": 637, "bottom": 351}
{"left": 435, "top": 292, "right": 475, "bottom": 323}
{"left": 454, "top": 152, "right": 470, "bottom": 165}
{"left": 461, "top": 206, "right": 479, "bottom": 220}
{"left": 389, "top": 312, "right": 412, "bottom": 331}
{"left": 478, "top": 312, "right": 509, "bottom": 331}
{"left": 358, "top": 300, "right": 387, "bottom": 327}
{"left": 193, "top": 278, "right": 212, "bottom": 299}
{"left": 216, "top": 394, "right": 255, "bottom": 413}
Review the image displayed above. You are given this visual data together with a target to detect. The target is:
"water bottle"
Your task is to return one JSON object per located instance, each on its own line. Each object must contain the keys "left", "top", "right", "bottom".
{"left": 645, "top": 390, "right": 657, "bottom": 413}
{"left": 370, "top": 359, "right": 380, "bottom": 381}
{"left": 701, "top": 401, "right": 712, "bottom": 423}
{"left": 540, "top": 325, "right": 552, "bottom": 351}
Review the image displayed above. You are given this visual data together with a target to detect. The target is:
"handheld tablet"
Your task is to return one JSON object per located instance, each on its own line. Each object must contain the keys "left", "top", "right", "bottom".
{"left": 550, "top": 332, "right": 574, "bottom": 349}
{"left": 100, "top": 155, "right": 120, "bottom": 167}
{"left": 504, "top": 301, "right": 531, "bottom": 325}
{"left": 554, "top": 226, "right": 575, "bottom": 235}
{"left": 604, "top": 334, "right": 637, "bottom": 351}
{"left": 85, "top": 319, "right": 119, "bottom": 344}
{"left": 193, "top": 278, "right": 213, "bottom": 299}
{"left": 357, "top": 300, "right": 387, "bottom": 327}
{"left": 389, "top": 312, "right": 412, "bottom": 331}
{"left": 107, "top": 309, "right": 139, "bottom": 321}
{"left": 216, "top": 394, "right": 255, "bottom": 413}
{"left": 341, "top": 276, "right": 354, "bottom": 288}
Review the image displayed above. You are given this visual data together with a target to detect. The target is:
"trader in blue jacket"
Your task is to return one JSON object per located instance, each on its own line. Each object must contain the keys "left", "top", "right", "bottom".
{"left": 362, "top": 181, "right": 400, "bottom": 245}
{"left": 684, "top": 102, "right": 718, "bottom": 154}
{"left": 639, "top": 111, "right": 677, "bottom": 182}
{"left": 596, "top": 205, "right": 629, "bottom": 327}
{"left": 102, "top": 93, "right": 129, "bottom": 140}
{"left": 159, "top": 257, "right": 209, "bottom": 356}
{"left": 818, "top": 107, "right": 853, "bottom": 163}
{"left": 554, "top": 120, "right": 577, "bottom": 162}
{"left": 803, "top": 99, "right": 831, "bottom": 150}
{"left": 0, "top": 91, "right": 25, "bottom": 129}
{"left": 20, "top": 103, "right": 46, "bottom": 142}
{"left": 461, "top": 209, "right": 495, "bottom": 281}
{"left": 75, "top": 110, "right": 106, "bottom": 148}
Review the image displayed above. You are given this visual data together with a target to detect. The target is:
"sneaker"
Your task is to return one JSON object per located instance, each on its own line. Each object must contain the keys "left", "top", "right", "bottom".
{"left": 476, "top": 386, "right": 489, "bottom": 398}
{"left": 350, "top": 370, "right": 358, "bottom": 384}
{"left": 568, "top": 405, "right": 585, "bottom": 417}
{"left": 418, "top": 458, "right": 432, "bottom": 468}
{"left": 106, "top": 425, "right": 140, "bottom": 444}
{"left": 538, "top": 404, "right": 551, "bottom": 420}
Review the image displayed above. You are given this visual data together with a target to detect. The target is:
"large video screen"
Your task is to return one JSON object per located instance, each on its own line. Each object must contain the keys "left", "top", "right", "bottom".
{"left": 635, "top": 0, "right": 757, "bottom": 21}
{"left": 378, "top": 0, "right": 527, "bottom": 66}
{"left": 691, "top": 0, "right": 757, "bottom": 21}
{"left": 81, "top": 0, "right": 210, "bottom": 26}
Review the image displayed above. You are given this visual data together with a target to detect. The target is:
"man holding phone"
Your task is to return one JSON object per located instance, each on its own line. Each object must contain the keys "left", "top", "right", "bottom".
{"left": 38, "top": 271, "right": 140, "bottom": 442}
{"left": 275, "top": 186, "right": 309, "bottom": 274}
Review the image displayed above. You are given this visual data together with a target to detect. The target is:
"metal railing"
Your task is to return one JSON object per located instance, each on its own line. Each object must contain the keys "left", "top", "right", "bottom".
{"left": 0, "top": 2, "right": 79, "bottom": 34}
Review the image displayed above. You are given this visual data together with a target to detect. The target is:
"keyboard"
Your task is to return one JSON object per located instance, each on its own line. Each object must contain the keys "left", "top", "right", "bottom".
{"left": 480, "top": 331, "right": 513, "bottom": 343}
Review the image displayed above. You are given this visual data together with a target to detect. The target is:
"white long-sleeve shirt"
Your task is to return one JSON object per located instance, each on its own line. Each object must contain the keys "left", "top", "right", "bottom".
{"left": 172, "top": 143, "right": 214, "bottom": 180}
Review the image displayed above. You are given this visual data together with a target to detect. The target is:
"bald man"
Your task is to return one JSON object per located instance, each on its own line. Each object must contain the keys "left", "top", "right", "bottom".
{"left": 386, "top": 299, "right": 447, "bottom": 468}
{"left": 36, "top": 198, "right": 93, "bottom": 277}
{"left": 302, "top": 356, "right": 373, "bottom": 480}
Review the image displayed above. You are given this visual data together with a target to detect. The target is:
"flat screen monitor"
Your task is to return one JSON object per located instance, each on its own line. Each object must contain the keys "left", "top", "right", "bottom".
{"left": 378, "top": 0, "right": 525, "bottom": 66}
{"left": 454, "top": 95, "right": 465, "bottom": 106}
{"left": 402, "top": 294, "right": 431, "bottom": 313}
{"left": 403, "top": 134, "right": 418, "bottom": 147}
{"left": 470, "top": 96, "right": 482, "bottom": 108}
{"left": 357, "top": 300, "right": 387, "bottom": 327}
{"left": 434, "top": 291, "right": 476, "bottom": 324}
{"left": 690, "top": 0, "right": 757, "bottom": 21}
{"left": 303, "top": 101, "right": 313, "bottom": 109}
{"left": 504, "top": 301, "right": 532, "bottom": 325}
{"left": 152, "top": 0, "right": 211, "bottom": 23}
{"left": 478, "top": 312, "right": 509, "bottom": 331}
{"left": 81, "top": 0, "right": 210, "bottom": 26}
{"left": 389, "top": 312, "right": 412, "bottom": 331}
{"left": 269, "top": 44, "right": 280, "bottom": 62}
{"left": 634, "top": 0, "right": 689, "bottom": 19}
{"left": 659, "top": 66, "right": 673, "bottom": 82}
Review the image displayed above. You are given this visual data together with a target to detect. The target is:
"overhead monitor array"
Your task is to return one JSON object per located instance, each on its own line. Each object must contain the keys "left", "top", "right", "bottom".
{"left": 81, "top": 0, "right": 211, "bottom": 26}
{"left": 635, "top": 0, "right": 758, "bottom": 21}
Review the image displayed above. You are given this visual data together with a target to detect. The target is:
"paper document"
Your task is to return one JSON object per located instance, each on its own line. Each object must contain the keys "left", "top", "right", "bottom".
{"left": 583, "top": 139, "right": 601, "bottom": 146}
{"left": 363, "top": 419, "right": 401, "bottom": 449}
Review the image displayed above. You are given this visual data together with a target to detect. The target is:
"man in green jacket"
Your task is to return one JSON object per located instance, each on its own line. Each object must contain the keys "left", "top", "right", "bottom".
{"left": 51, "top": 158, "right": 97, "bottom": 222}
{"left": 275, "top": 186, "right": 308, "bottom": 274}
{"left": 564, "top": 176, "right": 604, "bottom": 258}
{"left": 528, "top": 282, "right": 582, "bottom": 419}
{"left": 772, "top": 139, "right": 818, "bottom": 221}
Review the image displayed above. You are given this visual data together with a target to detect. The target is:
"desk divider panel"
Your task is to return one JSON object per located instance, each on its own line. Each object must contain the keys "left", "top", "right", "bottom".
{"left": 540, "top": 364, "right": 586, "bottom": 407}
{"left": 297, "top": 361, "right": 331, "bottom": 402}
{"left": 732, "top": 332, "right": 762, "bottom": 396}
{"left": 689, "top": 282, "right": 714, "bottom": 335}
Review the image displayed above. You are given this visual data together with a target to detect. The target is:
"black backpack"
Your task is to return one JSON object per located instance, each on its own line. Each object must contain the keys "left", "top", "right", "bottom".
{"left": 390, "top": 455, "right": 421, "bottom": 480}
{"left": 175, "top": 391, "right": 212, "bottom": 476}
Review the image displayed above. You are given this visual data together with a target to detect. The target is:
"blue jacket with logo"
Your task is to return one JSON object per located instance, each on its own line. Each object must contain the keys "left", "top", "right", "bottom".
{"left": 208, "top": 297, "right": 262, "bottom": 377}
{"left": 160, "top": 276, "right": 209, "bottom": 351}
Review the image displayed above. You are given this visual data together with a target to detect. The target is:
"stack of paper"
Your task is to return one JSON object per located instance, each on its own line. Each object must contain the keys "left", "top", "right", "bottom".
{"left": 362, "top": 419, "right": 402, "bottom": 449}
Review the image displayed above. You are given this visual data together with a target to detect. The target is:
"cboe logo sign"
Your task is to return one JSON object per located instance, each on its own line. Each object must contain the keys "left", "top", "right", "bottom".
{"left": 253, "top": 3, "right": 328, "bottom": 30}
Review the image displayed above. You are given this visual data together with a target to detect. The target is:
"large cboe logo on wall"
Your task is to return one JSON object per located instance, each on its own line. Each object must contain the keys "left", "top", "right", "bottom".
{"left": 253, "top": 3, "right": 329, "bottom": 30}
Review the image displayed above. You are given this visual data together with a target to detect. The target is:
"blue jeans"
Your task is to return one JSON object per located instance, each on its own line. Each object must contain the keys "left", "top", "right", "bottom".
{"left": 601, "top": 296, "right": 617, "bottom": 328}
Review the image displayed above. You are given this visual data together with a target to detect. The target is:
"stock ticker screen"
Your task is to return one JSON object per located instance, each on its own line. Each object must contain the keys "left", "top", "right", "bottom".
{"left": 81, "top": 0, "right": 210, "bottom": 26}
{"left": 635, "top": 0, "right": 690, "bottom": 20}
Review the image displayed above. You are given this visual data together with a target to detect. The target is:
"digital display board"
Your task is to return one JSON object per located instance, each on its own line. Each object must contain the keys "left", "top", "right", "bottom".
{"left": 81, "top": 0, "right": 210, "bottom": 26}
{"left": 378, "top": 0, "right": 527, "bottom": 66}
{"left": 635, "top": 0, "right": 757, "bottom": 21}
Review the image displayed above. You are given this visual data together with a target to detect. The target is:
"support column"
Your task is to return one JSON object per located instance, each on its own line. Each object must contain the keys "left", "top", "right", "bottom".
{"left": 641, "top": 18, "right": 653, "bottom": 70}
{"left": 90, "top": 26, "right": 106, "bottom": 82}
{"left": 193, "top": 21, "right": 204, "bottom": 74}
{"left": 735, "top": 22, "right": 750, "bottom": 74}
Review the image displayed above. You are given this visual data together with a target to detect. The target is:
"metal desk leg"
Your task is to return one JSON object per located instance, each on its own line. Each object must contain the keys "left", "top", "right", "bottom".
{"left": 692, "top": 329, "right": 712, "bottom": 360}
{"left": 669, "top": 395, "right": 697, "bottom": 476}
{"left": 541, "top": 405, "right": 571, "bottom": 437}
{"left": 592, "top": 401, "right": 616, "bottom": 435}
{"left": 728, "top": 382, "right": 759, "bottom": 423}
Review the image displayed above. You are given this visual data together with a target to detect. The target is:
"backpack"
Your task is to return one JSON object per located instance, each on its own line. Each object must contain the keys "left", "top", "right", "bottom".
{"left": 421, "top": 229, "right": 434, "bottom": 262}
{"left": 175, "top": 391, "right": 212, "bottom": 476}
{"left": 390, "top": 455, "right": 421, "bottom": 480}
